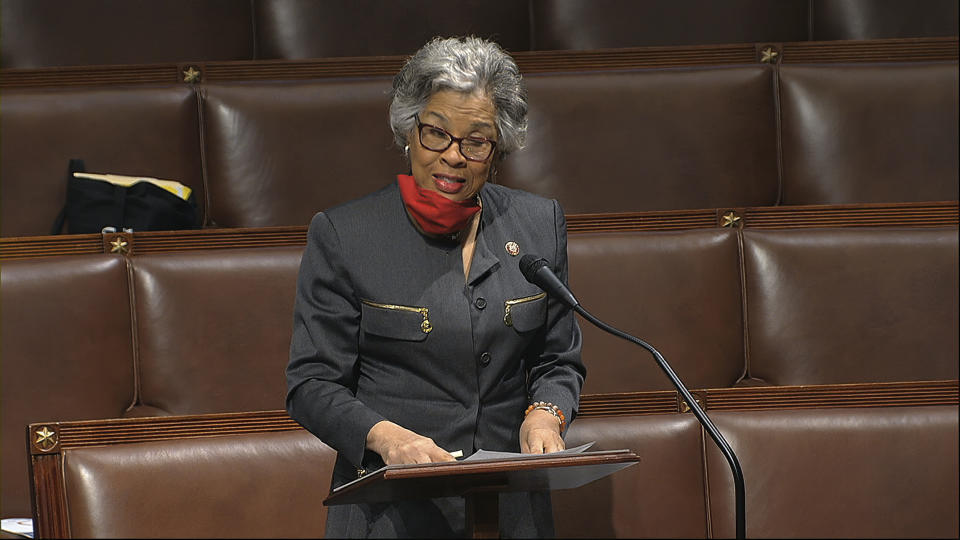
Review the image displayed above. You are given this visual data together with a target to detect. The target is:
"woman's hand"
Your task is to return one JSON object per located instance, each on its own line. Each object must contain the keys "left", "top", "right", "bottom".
{"left": 520, "top": 409, "right": 565, "bottom": 454}
{"left": 365, "top": 420, "right": 458, "bottom": 465}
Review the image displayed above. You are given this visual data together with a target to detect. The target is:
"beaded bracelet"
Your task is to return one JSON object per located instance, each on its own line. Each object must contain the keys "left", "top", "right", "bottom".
{"left": 524, "top": 401, "right": 567, "bottom": 433}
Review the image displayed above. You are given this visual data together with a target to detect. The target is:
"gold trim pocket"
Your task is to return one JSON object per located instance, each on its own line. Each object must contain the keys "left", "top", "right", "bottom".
{"left": 503, "top": 292, "right": 547, "bottom": 332}
{"left": 360, "top": 299, "right": 432, "bottom": 341}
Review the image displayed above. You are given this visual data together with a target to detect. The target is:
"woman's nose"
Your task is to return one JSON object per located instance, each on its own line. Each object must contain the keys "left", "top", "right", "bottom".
{"left": 441, "top": 141, "right": 467, "bottom": 167}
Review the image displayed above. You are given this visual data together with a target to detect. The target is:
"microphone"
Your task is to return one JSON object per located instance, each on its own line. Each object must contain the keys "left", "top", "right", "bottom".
{"left": 520, "top": 254, "right": 746, "bottom": 539}
{"left": 518, "top": 254, "right": 579, "bottom": 309}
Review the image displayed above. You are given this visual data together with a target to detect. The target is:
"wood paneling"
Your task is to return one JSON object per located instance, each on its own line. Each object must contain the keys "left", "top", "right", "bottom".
{"left": 3, "top": 201, "right": 955, "bottom": 260}
{"left": 2, "top": 38, "right": 955, "bottom": 89}
{"left": 578, "top": 380, "right": 959, "bottom": 417}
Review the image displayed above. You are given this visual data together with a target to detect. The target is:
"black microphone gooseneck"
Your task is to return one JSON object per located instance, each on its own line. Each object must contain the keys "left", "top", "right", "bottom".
{"left": 519, "top": 254, "right": 746, "bottom": 540}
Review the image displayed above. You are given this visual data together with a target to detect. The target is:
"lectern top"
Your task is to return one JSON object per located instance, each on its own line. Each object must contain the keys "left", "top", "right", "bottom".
{"left": 324, "top": 449, "right": 640, "bottom": 506}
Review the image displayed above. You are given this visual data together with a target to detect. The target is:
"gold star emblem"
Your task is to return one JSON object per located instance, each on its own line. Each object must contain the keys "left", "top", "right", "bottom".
{"left": 680, "top": 397, "right": 702, "bottom": 413}
{"left": 760, "top": 47, "right": 779, "bottom": 64}
{"left": 721, "top": 211, "right": 742, "bottom": 228}
{"left": 110, "top": 237, "right": 129, "bottom": 254}
{"left": 182, "top": 66, "right": 201, "bottom": 83}
{"left": 34, "top": 426, "right": 57, "bottom": 451}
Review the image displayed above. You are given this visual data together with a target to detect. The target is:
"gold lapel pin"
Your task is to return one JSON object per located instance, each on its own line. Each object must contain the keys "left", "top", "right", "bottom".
{"left": 505, "top": 241, "right": 520, "bottom": 256}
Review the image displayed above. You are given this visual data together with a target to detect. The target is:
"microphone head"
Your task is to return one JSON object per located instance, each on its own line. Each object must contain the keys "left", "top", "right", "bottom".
{"left": 519, "top": 254, "right": 549, "bottom": 283}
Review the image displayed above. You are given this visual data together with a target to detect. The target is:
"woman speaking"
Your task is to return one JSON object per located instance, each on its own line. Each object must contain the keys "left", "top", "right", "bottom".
{"left": 286, "top": 35, "right": 585, "bottom": 538}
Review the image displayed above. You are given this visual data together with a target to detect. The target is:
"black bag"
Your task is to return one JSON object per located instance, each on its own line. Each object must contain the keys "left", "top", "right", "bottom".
{"left": 51, "top": 159, "right": 199, "bottom": 234}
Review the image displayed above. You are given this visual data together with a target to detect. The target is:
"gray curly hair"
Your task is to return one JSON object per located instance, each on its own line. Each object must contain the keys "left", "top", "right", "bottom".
{"left": 389, "top": 36, "right": 528, "bottom": 159}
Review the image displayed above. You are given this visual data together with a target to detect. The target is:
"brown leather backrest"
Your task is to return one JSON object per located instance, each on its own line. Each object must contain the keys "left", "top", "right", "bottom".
{"left": 553, "top": 414, "right": 707, "bottom": 538}
{"left": 705, "top": 406, "right": 960, "bottom": 538}
{"left": 779, "top": 62, "right": 959, "bottom": 205}
{"left": 743, "top": 227, "right": 959, "bottom": 386}
{"left": 0, "top": 255, "right": 135, "bottom": 518}
{"left": 0, "top": 85, "right": 205, "bottom": 237}
{"left": 530, "top": 0, "right": 809, "bottom": 50}
{"left": 201, "top": 80, "right": 405, "bottom": 228}
{"left": 0, "top": 0, "right": 253, "bottom": 68}
{"left": 253, "top": 0, "right": 531, "bottom": 59}
{"left": 810, "top": 0, "right": 959, "bottom": 41}
{"left": 61, "top": 429, "right": 336, "bottom": 538}
{"left": 130, "top": 247, "right": 303, "bottom": 415}
{"left": 568, "top": 229, "right": 746, "bottom": 393}
{"left": 500, "top": 66, "right": 779, "bottom": 213}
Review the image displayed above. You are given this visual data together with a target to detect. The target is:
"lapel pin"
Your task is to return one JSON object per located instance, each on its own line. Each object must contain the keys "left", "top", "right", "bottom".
{"left": 505, "top": 241, "right": 520, "bottom": 256}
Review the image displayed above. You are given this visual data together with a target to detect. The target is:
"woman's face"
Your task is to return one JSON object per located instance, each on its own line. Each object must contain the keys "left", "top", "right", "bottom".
{"left": 407, "top": 89, "right": 498, "bottom": 202}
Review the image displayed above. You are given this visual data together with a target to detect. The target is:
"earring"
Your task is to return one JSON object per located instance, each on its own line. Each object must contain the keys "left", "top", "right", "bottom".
{"left": 403, "top": 145, "right": 410, "bottom": 158}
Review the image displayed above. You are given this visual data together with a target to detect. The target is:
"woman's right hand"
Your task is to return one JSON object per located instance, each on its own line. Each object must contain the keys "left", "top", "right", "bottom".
{"left": 365, "top": 420, "right": 458, "bottom": 465}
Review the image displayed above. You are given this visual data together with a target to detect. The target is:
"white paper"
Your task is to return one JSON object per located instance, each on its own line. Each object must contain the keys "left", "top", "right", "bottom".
{"left": 332, "top": 442, "right": 597, "bottom": 493}
{"left": 463, "top": 441, "right": 595, "bottom": 461}
{"left": 1, "top": 518, "right": 34, "bottom": 538}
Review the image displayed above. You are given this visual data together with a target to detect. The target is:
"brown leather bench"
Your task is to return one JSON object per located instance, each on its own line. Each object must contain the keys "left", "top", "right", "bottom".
{"left": 129, "top": 247, "right": 303, "bottom": 415}
{"left": 0, "top": 255, "right": 136, "bottom": 519}
{"left": 703, "top": 405, "right": 959, "bottom": 538}
{"left": 3, "top": 59, "right": 957, "bottom": 236}
{"left": 557, "top": 404, "right": 959, "bottom": 538}
{"left": 25, "top": 401, "right": 959, "bottom": 538}
{"left": 4, "top": 226, "right": 956, "bottom": 522}
{"left": 778, "top": 62, "right": 959, "bottom": 205}
{"left": 499, "top": 66, "right": 779, "bottom": 213}
{"left": 59, "top": 429, "right": 336, "bottom": 538}
{"left": 742, "top": 227, "right": 959, "bottom": 385}
{"left": 569, "top": 228, "right": 746, "bottom": 393}
{"left": 4, "top": 0, "right": 955, "bottom": 68}
{"left": 200, "top": 80, "right": 402, "bottom": 229}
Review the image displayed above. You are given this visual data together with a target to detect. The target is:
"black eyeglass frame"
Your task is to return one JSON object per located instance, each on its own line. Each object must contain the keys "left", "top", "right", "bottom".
{"left": 414, "top": 114, "right": 498, "bottom": 162}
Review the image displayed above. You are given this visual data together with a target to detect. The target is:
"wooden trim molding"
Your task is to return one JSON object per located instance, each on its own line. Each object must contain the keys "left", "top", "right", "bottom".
{"left": 3, "top": 201, "right": 955, "bottom": 261}
{"left": 2, "top": 37, "right": 955, "bottom": 89}
{"left": 780, "top": 36, "right": 959, "bottom": 64}
{"left": 577, "top": 379, "right": 959, "bottom": 417}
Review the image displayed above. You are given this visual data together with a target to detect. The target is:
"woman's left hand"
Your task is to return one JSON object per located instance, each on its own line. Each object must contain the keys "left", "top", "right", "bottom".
{"left": 520, "top": 408, "right": 565, "bottom": 454}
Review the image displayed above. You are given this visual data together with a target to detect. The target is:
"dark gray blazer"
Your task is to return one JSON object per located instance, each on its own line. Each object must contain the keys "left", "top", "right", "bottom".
{"left": 287, "top": 180, "right": 585, "bottom": 537}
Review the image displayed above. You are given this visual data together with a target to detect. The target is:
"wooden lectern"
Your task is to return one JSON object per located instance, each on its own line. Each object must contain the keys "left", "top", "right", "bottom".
{"left": 323, "top": 449, "right": 640, "bottom": 538}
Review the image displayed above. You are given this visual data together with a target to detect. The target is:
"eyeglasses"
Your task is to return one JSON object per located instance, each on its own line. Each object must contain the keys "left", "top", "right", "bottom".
{"left": 415, "top": 115, "right": 497, "bottom": 162}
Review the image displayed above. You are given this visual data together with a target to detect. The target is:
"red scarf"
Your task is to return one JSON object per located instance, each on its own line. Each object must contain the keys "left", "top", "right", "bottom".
{"left": 397, "top": 174, "right": 480, "bottom": 236}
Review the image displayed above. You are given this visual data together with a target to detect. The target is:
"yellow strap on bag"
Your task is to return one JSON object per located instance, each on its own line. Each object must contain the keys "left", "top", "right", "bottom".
{"left": 73, "top": 172, "right": 193, "bottom": 201}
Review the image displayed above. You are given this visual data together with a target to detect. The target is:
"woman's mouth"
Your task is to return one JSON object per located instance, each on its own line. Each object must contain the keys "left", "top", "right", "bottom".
{"left": 433, "top": 174, "right": 466, "bottom": 194}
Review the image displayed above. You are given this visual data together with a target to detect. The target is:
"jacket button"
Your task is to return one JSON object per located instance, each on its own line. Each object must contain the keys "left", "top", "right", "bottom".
{"left": 479, "top": 352, "right": 491, "bottom": 366}
{"left": 475, "top": 297, "right": 487, "bottom": 309}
